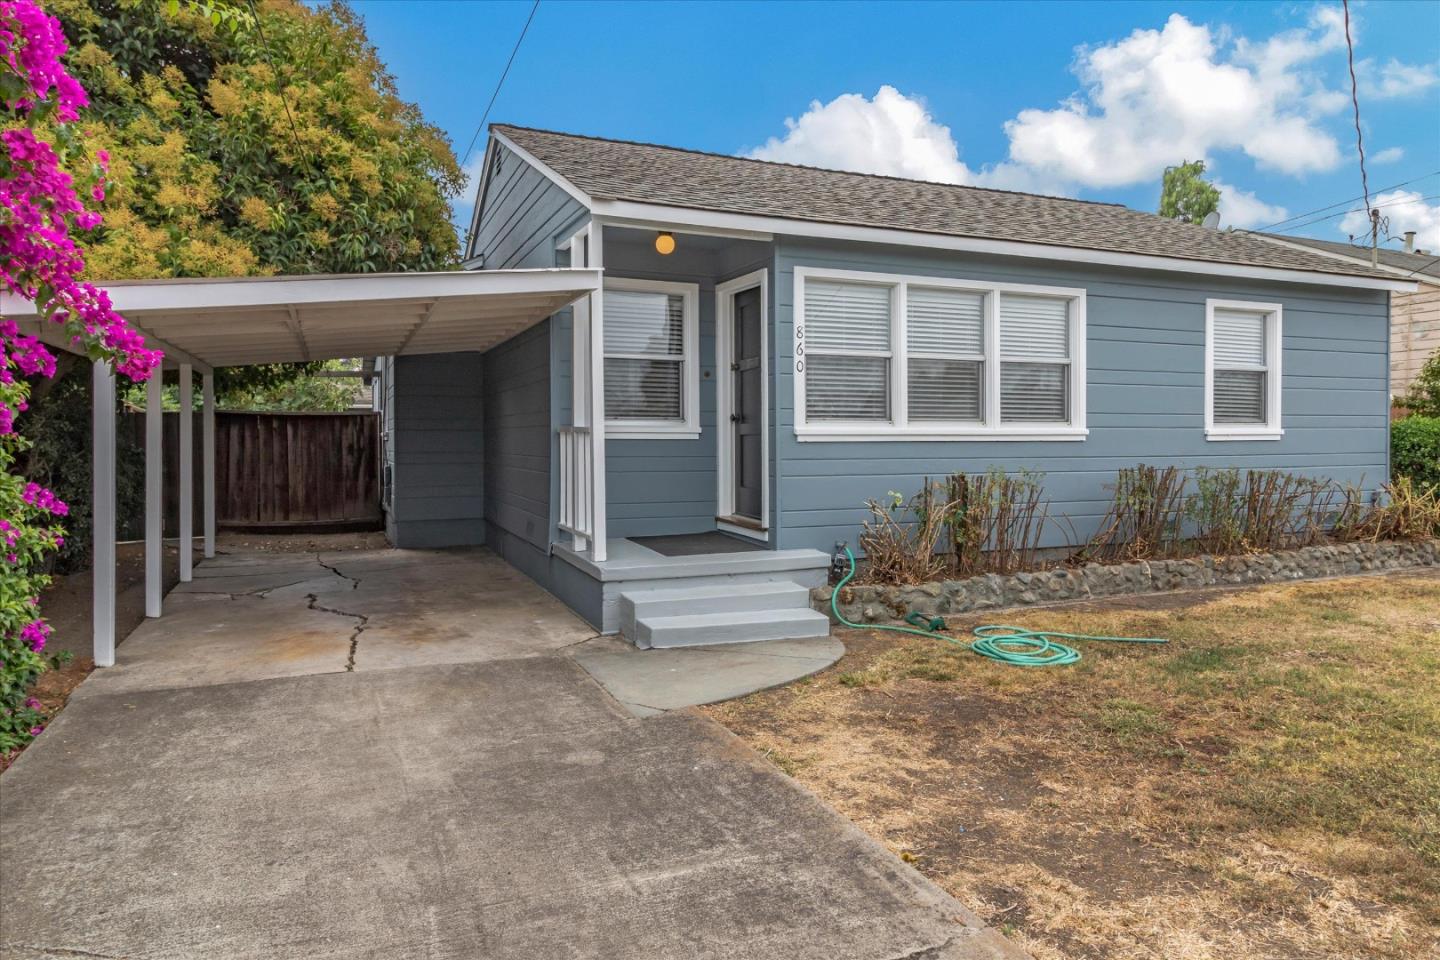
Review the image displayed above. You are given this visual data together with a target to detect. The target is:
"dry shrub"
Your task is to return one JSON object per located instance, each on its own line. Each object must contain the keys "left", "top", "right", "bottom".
{"left": 1186, "top": 467, "right": 1340, "bottom": 554}
{"left": 858, "top": 485, "right": 958, "bottom": 585}
{"left": 1082, "top": 464, "right": 1188, "bottom": 562}
{"left": 945, "top": 468, "right": 1049, "bottom": 576}
{"left": 1335, "top": 477, "right": 1440, "bottom": 542}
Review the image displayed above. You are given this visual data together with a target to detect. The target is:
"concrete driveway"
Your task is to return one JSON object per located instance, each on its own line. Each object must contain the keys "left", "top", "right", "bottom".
{"left": 0, "top": 547, "right": 1021, "bottom": 960}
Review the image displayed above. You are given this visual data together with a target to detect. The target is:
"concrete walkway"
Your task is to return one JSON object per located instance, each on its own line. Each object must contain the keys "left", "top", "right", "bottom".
{"left": 1, "top": 548, "right": 1022, "bottom": 960}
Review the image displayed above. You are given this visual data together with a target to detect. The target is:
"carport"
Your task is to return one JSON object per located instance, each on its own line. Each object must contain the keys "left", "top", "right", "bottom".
{"left": 2, "top": 268, "right": 600, "bottom": 666}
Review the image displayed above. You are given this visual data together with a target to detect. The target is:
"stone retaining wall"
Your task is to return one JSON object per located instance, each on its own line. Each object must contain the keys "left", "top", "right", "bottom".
{"left": 816, "top": 539, "right": 1440, "bottom": 625}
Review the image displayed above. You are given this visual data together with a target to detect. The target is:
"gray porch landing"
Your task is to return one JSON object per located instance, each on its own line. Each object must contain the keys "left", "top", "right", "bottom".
{"left": 553, "top": 538, "right": 831, "bottom": 646}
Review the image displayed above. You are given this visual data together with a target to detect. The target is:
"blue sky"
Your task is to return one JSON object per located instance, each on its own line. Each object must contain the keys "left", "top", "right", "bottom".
{"left": 351, "top": 0, "right": 1440, "bottom": 249}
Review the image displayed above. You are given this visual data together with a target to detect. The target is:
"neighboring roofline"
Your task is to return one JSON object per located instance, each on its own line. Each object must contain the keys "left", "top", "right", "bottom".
{"left": 590, "top": 199, "right": 1418, "bottom": 293}
{"left": 1251, "top": 232, "right": 1440, "bottom": 284}
{"left": 486, "top": 127, "right": 1417, "bottom": 293}
{"left": 463, "top": 137, "right": 499, "bottom": 261}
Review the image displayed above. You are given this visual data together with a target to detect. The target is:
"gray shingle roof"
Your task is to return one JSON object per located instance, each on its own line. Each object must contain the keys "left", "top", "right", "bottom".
{"left": 494, "top": 124, "right": 1396, "bottom": 282}
{"left": 1259, "top": 233, "right": 1440, "bottom": 281}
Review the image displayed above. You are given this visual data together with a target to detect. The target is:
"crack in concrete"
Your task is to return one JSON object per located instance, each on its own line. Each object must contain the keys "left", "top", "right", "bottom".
{"left": 315, "top": 554, "right": 361, "bottom": 590}
{"left": 181, "top": 580, "right": 310, "bottom": 601}
{"left": 6, "top": 945, "right": 136, "bottom": 959}
{"left": 884, "top": 938, "right": 956, "bottom": 960}
{"left": 310, "top": 554, "right": 366, "bottom": 670}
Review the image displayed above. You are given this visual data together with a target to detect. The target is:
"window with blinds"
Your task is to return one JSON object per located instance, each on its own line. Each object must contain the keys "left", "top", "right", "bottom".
{"left": 999, "top": 294, "right": 1070, "bottom": 423}
{"left": 1207, "top": 302, "right": 1280, "bottom": 437}
{"left": 795, "top": 268, "right": 1085, "bottom": 439}
{"left": 602, "top": 280, "right": 699, "bottom": 435}
{"left": 908, "top": 287, "right": 984, "bottom": 421}
{"left": 803, "top": 280, "right": 892, "bottom": 421}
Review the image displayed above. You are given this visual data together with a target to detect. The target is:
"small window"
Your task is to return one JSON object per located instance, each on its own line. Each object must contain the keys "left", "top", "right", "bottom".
{"left": 907, "top": 287, "right": 984, "bottom": 422}
{"left": 1206, "top": 300, "right": 1282, "bottom": 440}
{"left": 603, "top": 278, "right": 699, "bottom": 437}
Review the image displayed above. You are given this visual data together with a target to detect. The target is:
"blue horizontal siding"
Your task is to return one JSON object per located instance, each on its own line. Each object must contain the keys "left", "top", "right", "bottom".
{"left": 772, "top": 238, "right": 1390, "bottom": 551}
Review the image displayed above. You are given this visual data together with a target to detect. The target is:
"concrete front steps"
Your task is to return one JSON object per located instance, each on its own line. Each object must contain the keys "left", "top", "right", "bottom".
{"left": 621, "top": 581, "right": 831, "bottom": 649}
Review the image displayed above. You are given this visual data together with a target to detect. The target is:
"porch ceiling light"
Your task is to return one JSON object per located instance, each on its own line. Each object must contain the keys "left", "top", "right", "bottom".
{"left": 655, "top": 231, "right": 676, "bottom": 255}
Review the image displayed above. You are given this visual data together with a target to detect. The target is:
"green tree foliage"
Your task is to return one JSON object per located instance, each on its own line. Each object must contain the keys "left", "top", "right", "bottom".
{"left": 1391, "top": 416, "right": 1440, "bottom": 493}
{"left": 25, "top": 0, "right": 465, "bottom": 571}
{"left": 1158, "top": 159, "right": 1222, "bottom": 224}
{"left": 1401, "top": 349, "right": 1440, "bottom": 418}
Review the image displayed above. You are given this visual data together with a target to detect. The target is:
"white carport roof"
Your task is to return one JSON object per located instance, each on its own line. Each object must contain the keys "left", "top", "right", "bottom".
{"left": 2, "top": 268, "right": 601, "bottom": 370}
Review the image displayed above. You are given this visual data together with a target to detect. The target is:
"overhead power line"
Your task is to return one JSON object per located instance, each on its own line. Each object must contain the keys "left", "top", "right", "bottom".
{"left": 458, "top": 0, "right": 541, "bottom": 172}
{"left": 245, "top": 0, "right": 312, "bottom": 173}
{"left": 1254, "top": 170, "right": 1440, "bottom": 233}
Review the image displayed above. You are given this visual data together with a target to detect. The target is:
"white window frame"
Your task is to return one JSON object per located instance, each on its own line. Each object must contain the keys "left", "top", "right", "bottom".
{"left": 792, "top": 266, "right": 1087, "bottom": 441}
{"left": 603, "top": 276, "right": 701, "bottom": 439}
{"left": 1204, "top": 299, "right": 1283, "bottom": 442}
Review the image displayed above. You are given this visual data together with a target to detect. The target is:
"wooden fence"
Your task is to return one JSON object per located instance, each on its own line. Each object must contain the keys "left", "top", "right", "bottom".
{"left": 121, "top": 410, "right": 381, "bottom": 533}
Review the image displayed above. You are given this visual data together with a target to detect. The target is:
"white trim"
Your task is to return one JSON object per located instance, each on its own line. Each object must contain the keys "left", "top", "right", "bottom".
{"left": 602, "top": 276, "right": 702, "bottom": 439}
{"left": 792, "top": 266, "right": 1087, "bottom": 441}
{"left": 592, "top": 213, "right": 772, "bottom": 243}
{"left": 717, "top": 519, "right": 768, "bottom": 542}
{"left": 588, "top": 223, "right": 608, "bottom": 561}
{"left": 491, "top": 129, "right": 595, "bottom": 209}
{"left": 1251, "top": 233, "right": 1440, "bottom": 285}
{"left": 463, "top": 137, "right": 499, "bottom": 259}
{"left": 202, "top": 371, "right": 216, "bottom": 559}
{"left": 178, "top": 363, "right": 193, "bottom": 583}
{"left": 589, "top": 199, "right": 1417, "bottom": 293}
{"left": 714, "top": 269, "right": 770, "bottom": 533}
{"left": 1204, "top": 298, "right": 1284, "bottom": 442}
{"left": 144, "top": 374, "right": 163, "bottom": 619}
{"left": 92, "top": 360, "right": 116, "bottom": 667}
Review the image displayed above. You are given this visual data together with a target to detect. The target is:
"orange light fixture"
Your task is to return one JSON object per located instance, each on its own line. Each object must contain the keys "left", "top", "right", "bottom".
{"left": 654, "top": 232, "right": 676, "bottom": 255}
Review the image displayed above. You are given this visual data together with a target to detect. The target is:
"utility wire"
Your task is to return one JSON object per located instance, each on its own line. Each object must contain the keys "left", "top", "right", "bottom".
{"left": 1341, "top": 0, "right": 1378, "bottom": 257}
{"left": 458, "top": 0, "right": 540, "bottom": 171}
{"left": 1273, "top": 193, "right": 1440, "bottom": 235}
{"left": 246, "top": 0, "right": 312, "bottom": 173}
{"left": 1254, "top": 170, "right": 1440, "bottom": 232}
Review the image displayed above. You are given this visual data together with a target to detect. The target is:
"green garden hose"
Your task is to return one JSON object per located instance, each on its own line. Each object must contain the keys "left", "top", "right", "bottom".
{"left": 829, "top": 546, "right": 1168, "bottom": 667}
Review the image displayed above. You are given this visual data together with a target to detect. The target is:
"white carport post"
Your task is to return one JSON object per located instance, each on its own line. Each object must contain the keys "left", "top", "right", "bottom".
{"left": 203, "top": 371, "right": 215, "bottom": 559}
{"left": 92, "top": 360, "right": 116, "bottom": 667}
{"left": 584, "top": 222, "right": 607, "bottom": 561}
{"left": 178, "top": 363, "right": 193, "bottom": 582}
{"left": 144, "top": 372, "right": 163, "bottom": 618}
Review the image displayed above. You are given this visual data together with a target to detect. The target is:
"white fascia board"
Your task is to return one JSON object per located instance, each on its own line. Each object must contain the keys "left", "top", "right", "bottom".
{"left": 589, "top": 199, "right": 1419, "bottom": 293}
{"left": 0, "top": 269, "right": 603, "bottom": 316}
{"left": 1250, "top": 233, "right": 1440, "bottom": 286}
{"left": 491, "top": 130, "right": 594, "bottom": 209}
{"left": 463, "top": 137, "right": 497, "bottom": 260}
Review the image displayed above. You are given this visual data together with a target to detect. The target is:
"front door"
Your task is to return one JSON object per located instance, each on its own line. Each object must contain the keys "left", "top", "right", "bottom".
{"left": 731, "top": 286, "right": 763, "bottom": 522}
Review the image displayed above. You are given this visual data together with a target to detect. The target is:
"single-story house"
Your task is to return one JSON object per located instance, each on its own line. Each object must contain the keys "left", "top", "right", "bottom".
{"left": 2, "top": 124, "right": 1420, "bottom": 661}
{"left": 1256, "top": 231, "right": 1439, "bottom": 399}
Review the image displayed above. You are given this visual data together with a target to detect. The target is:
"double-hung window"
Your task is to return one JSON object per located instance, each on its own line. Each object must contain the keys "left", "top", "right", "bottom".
{"left": 1205, "top": 300, "right": 1282, "bottom": 440}
{"left": 603, "top": 278, "right": 700, "bottom": 438}
{"left": 793, "top": 267, "right": 1085, "bottom": 440}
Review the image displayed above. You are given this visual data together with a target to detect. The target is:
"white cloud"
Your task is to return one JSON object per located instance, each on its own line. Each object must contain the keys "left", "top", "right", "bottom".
{"left": 1338, "top": 190, "right": 1440, "bottom": 251}
{"left": 1357, "top": 58, "right": 1440, "bottom": 99}
{"left": 1213, "top": 180, "right": 1288, "bottom": 229}
{"left": 1003, "top": 12, "right": 1344, "bottom": 188}
{"left": 1371, "top": 146, "right": 1406, "bottom": 165}
{"left": 746, "top": 86, "right": 975, "bottom": 185}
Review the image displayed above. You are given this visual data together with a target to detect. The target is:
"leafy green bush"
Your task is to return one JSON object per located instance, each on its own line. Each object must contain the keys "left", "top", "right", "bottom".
{"left": 1400, "top": 350, "right": 1440, "bottom": 417}
{"left": 1392, "top": 416, "right": 1440, "bottom": 492}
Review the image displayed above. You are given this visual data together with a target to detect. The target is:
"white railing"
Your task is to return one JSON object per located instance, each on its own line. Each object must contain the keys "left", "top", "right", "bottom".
{"left": 557, "top": 425, "right": 593, "bottom": 546}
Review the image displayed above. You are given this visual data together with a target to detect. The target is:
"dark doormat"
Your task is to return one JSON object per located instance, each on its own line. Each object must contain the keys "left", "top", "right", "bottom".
{"left": 630, "top": 532, "right": 765, "bottom": 557}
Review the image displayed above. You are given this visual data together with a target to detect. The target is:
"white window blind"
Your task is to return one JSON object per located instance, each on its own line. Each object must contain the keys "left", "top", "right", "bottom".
{"left": 804, "top": 280, "right": 891, "bottom": 421}
{"left": 907, "top": 287, "right": 984, "bottom": 421}
{"left": 999, "top": 294, "right": 1070, "bottom": 423}
{"left": 604, "top": 289, "right": 686, "bottom": 422}
{"left": 1211, "top": 308, "right": 1267, "bottom": 425}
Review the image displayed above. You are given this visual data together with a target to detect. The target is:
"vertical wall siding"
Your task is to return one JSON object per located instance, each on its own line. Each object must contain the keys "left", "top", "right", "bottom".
{"left": 483, "top": 321, "right": 552, "bottom": 552}
{"left": 773, "top": 238, "right": 1391, "bottom": 553}
{"left": 471, "top": 143, "right": 587, "bottom": 269}
{"left": 389, "top": 353, "right": 485, "bottom": 548}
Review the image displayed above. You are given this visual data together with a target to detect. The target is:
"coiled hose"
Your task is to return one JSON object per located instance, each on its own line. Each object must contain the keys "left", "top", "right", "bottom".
{"left": 829, "top": 546, "right": 1168, "bottom": 666}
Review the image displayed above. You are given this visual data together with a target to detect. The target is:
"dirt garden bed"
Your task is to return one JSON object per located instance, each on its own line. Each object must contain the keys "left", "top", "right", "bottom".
{"left": 707, "top": 571, "right": 1440, "bottom": 960}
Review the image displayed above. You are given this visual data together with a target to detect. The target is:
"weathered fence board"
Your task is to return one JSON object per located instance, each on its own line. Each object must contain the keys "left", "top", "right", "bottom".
{"left": 121, "top": 410, "right": 381, "bottom": 533}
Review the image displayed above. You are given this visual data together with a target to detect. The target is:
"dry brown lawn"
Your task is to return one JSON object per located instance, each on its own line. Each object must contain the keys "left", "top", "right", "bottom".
{"left": 705, "top": 571, "right": 1440, "bottom": 960}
